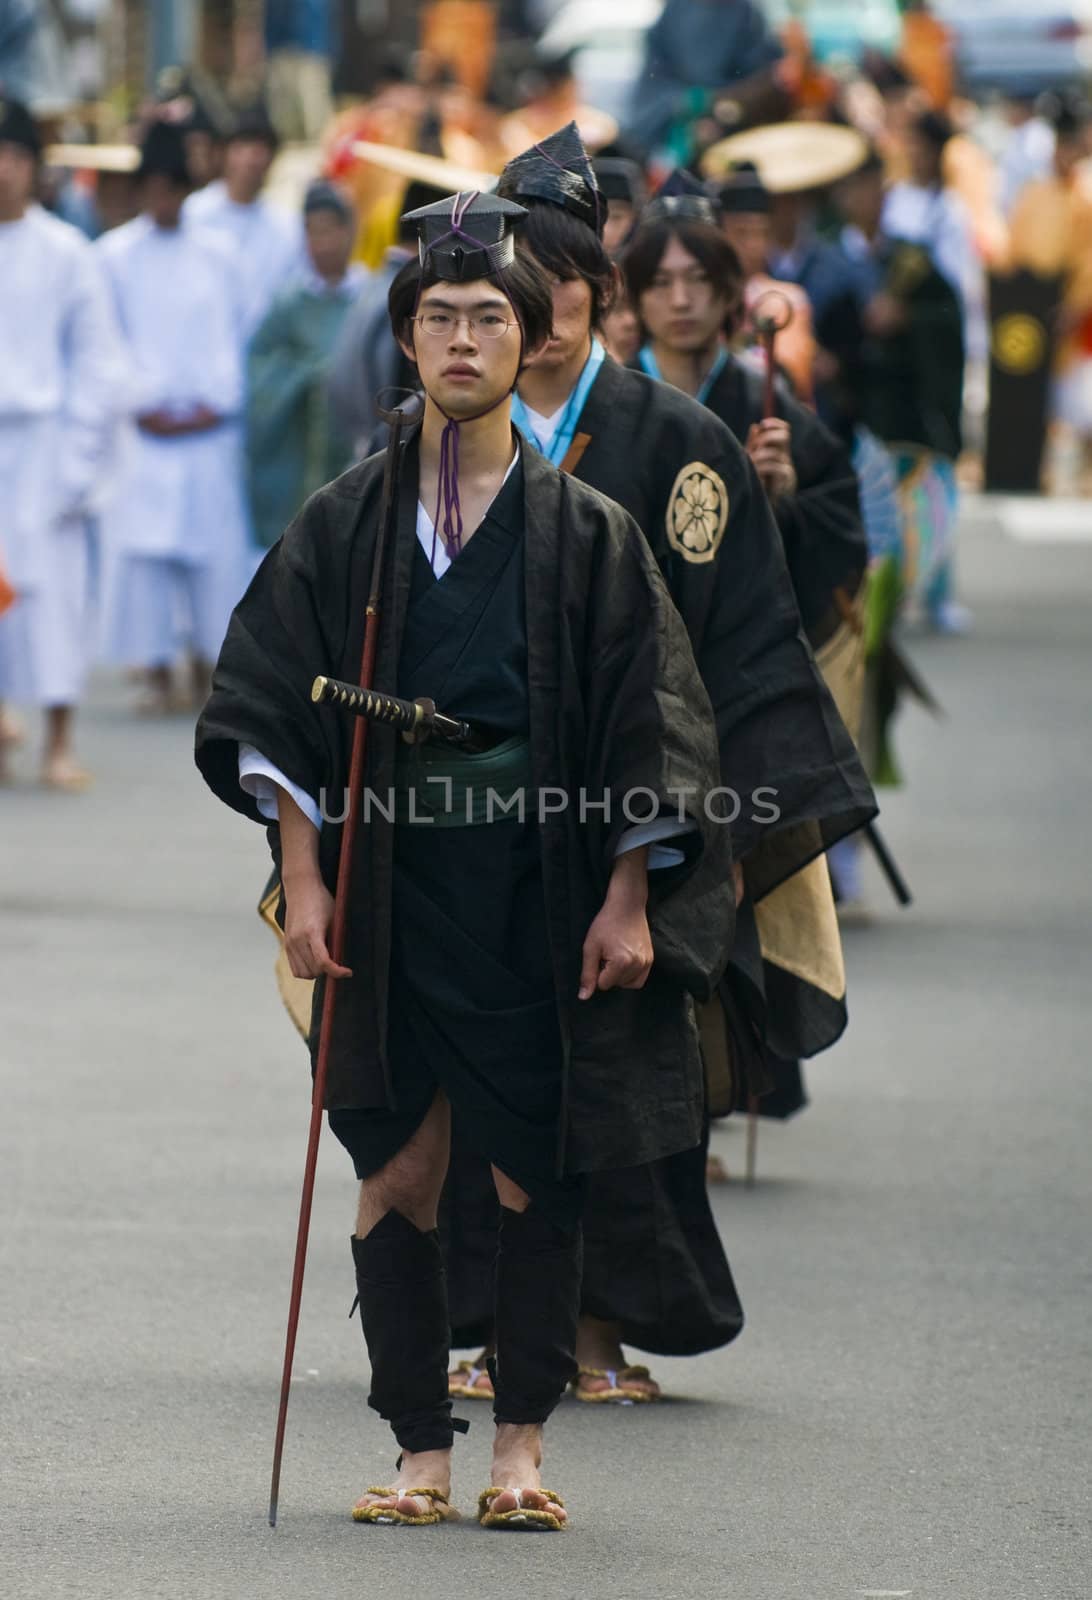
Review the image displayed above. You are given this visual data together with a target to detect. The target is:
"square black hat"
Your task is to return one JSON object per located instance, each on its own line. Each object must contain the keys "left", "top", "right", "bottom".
{"left": 717, "top": 159, "right": 770, "bottom": 215}
{"left": 497, "top": 121, "right": 601, "bottom": 234}
{"left": 401, "top": 190, "right": 528, "bottom": 281}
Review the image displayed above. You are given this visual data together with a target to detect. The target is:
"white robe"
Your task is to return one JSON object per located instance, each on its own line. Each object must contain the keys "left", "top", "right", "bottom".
{"left": 0, "top": 206, "right": 123, "bottom": 706}
{"left": 183, "top": 181, "right": 304, "bottom": 338}
{"left": 96, "top": 216, "right": 252, "bottom": 667}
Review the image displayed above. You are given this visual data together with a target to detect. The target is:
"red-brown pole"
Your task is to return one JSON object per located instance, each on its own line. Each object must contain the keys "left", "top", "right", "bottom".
{"left": 268, "top": 392, "right": 423, "bottom": 1528}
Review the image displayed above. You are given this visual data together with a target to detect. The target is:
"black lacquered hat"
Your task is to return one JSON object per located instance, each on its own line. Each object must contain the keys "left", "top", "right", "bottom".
{"left": 401, "top": 190, "right": 528, "bottom": 280}
{"left": 717, "top": 159, "right": 770, "bottom": 215}
{"left": 497, "top": 120, "right": 601, "bottom": 234}
{"left": 593, "top": 156, "right": 646, "bottom": 208}
{"left": 0, "top": 96, "right": 40, "bottom": 158}
{"left": 643, "top": 168, "right": 720, "bottom": 227}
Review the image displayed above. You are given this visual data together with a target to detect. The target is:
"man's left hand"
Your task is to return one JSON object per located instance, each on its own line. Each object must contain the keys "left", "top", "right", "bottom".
{"left": 746, "top": 418, "right": 797, "bottom": 503}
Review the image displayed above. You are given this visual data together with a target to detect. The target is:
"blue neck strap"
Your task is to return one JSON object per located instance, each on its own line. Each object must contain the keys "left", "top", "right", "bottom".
{"left": 639, "top": 343, "right": 728, "bottom": 406}
{"left": 512, "top": 338, "right": 606, "bottom": 466}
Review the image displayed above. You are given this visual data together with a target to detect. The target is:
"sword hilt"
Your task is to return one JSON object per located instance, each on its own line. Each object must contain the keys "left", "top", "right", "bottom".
{"left": 310, "top": 676, "right": 474, "bottom": 745}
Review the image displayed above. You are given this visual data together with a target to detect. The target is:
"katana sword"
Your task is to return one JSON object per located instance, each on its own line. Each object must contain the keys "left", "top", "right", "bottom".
{"left": 310, "top": 677, "right": 475, "bottom": 747}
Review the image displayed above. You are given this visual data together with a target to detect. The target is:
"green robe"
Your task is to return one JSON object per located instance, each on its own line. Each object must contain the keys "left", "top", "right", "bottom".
{"left": 245, "top": 284, "right": 356, "bottom": 551}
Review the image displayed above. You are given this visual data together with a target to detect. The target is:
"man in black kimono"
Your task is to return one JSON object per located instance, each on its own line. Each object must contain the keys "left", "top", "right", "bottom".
{"left": 196, "top": 191, "right": 734, "bottom": 1529}
{"left": 622, "top": 201, "right": 866, "bottom": 669}
{"left": 442, "top": 128, "right": 875, "bottom": 1404}
{"left": 623, "top": 197, "right": 869, "bottom": 1119}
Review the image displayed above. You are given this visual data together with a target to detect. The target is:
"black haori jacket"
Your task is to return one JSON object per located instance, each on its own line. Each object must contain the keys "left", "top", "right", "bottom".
{"left": 195, "top": 439, "right": 733, "bottom": 1175}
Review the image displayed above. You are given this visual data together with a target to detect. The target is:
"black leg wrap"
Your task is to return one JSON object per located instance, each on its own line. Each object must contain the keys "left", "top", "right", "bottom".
{"left": 350, "top": 1212, "right": 460, "bottom": 1455}
{"left": 491, "top": 1205, "right": 582, "bottom": 1427}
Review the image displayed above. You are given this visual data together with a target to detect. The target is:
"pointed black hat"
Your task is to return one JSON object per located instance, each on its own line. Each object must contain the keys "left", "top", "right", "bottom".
{"left": 401, "top": 190, "right": 528, "bottom": 281}
{"left": 497, "top": 121, "right": 602, "bottom": 234}
{"left": 643, "top": 168, "right": 720, "bottom": 227}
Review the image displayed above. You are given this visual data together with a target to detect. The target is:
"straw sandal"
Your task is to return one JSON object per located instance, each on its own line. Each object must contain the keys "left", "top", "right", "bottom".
{"left": 478, "top": 1486, "right": 567, "bottom": 1531}
{"left": 352, "top": 1486, "right": 459, "bottom": 1526}
{"left": 448, "top": 1359, "right": 495, "bottom": 1400}
{"left": 571, "top": 1364, "right": 660, "bottom": 1404}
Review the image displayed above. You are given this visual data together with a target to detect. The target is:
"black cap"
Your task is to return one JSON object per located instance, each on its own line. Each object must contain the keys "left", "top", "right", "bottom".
{"left": 227, "top": 102, "right": 279, "bottom": 150}
{"left": 1039, "top": 89, "right": 1091, "bottom": 138}
{"left": 717, "top": 159, "right": 769, "bottom": 215}
{"left": 402, "top": 190, "right": 528, "bottom": 280}
{"left": 137, "top": 120, "right": 191, "bottom": 184}
{"left": 593, "top": 157, "right": 646, "bottom": 208}
{"left": 0, "top": 96, "right": 40, "bottom": 158}
{"left": 643, "top": 168, "right": 720, "bottom": 227}
{"left": 497, "top": 121, "right": 601, "bottom": 234}
{"left": 303, "top": 179, "right": 353, "bottom": 222}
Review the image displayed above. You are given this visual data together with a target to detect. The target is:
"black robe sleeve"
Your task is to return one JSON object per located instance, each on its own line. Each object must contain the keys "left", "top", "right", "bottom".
{"left": 194, "top": 466, "right": 378, "bottom": 838}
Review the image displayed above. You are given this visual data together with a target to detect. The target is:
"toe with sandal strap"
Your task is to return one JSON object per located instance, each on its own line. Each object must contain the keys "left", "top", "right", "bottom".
{"left": 352, "top": 1486, "right": 459, "bottom": 1526}
{"left": 478, "top": 1486, "right": 568, "bottom": 1532}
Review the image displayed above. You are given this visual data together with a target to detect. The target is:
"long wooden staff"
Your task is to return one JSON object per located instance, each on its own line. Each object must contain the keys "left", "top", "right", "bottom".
{"left": 268, "top": 390, "right": 425, "bottom": 1528}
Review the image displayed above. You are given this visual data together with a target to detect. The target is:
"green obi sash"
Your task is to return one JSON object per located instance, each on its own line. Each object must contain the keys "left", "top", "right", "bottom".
{"left": 392, "top": 735, "right": 534, "bottom": 827}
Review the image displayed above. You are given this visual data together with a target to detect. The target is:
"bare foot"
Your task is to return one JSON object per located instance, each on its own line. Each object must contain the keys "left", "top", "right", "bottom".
{"left": 0, "top": 707, "right": 25, "bottom": 747}
{"left": 449, "top": 1348, "right": 495, "bottom": 1398}
{"left": 40, "top": 753, "right": 93, "bottom": 793}
{"left": 486, "top": 1422, "right": 567, "bottom": 1525}
{"left": 352, "top": 1447, "right": 456, "bottom": 1524}
{"left": 706, "top": 1153, "right": 731, "bottom": 1184}
{"left": 574, "top": 1315, "right": 661, "bottom": 1401}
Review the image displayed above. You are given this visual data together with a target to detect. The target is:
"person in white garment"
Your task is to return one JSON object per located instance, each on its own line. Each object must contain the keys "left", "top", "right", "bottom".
{"left": 183, "top": 103, "right": 302, "bottom": 339}
{"left": 97, "top": 120, "right": 251, "bottom": 714}
{"left": 0, "top": 96, "right": 123, "bottom": 791}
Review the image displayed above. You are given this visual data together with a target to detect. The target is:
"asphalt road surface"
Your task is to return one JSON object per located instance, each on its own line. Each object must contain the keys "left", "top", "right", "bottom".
{"left": 2, "top": 499, "right": 1089, "bottom": 1599}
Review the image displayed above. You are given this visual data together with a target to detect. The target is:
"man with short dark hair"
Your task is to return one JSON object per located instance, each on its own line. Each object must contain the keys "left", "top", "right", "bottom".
{"left": 439, "top": 128, "right": 875, "bottom": 1403}
{"left": 98, "top": 120, "right": 251, "bottom": 712}
{"left": 184, "top": 104, "right": 302, "bottom": 336}
{"left": 197, "top": 189, "right": 733, "bottom": 1529}
{"left": 246, "top": 179, "right": 364, "bottom": 549}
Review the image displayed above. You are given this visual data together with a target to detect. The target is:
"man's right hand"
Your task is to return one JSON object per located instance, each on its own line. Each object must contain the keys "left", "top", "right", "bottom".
{"left": 283, "top": 874, "right": 353, "bottom": 980}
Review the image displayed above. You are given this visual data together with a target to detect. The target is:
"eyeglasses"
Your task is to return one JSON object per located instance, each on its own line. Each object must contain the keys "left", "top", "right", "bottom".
{"left": 413, "top": 311, "right": 517, "bottom": 340}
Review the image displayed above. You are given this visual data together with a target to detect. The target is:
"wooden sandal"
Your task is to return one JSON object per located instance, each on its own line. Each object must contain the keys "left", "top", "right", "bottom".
{"left": 478, "top": 1486, "right": 567, "bottom": 1531}
{"left": 448, "top": 1359, "right": 495, "bottom": 1400}
{"left": 571, "top": 1364, "right": 660, "bottom": 1404}
{"left": 352, "top": 1486, "right": 458, "bottom": 1526}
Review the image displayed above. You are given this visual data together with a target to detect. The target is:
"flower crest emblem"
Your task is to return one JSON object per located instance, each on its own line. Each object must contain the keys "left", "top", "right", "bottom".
{"left": 666, "top": 463, "right": 729, "bottom": 564}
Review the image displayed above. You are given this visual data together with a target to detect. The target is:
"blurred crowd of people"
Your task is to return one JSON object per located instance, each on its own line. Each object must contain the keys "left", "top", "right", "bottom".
{"left": 2, "top": 0, "right": 1092, "bottom": 795}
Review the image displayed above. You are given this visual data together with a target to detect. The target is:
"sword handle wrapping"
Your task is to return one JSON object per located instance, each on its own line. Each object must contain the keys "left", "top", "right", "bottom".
{"left": 311, "top": 676, "right": 425, "bottom": 735}
{"left": 310, "top": 676, "right": 475, "bottom": 746}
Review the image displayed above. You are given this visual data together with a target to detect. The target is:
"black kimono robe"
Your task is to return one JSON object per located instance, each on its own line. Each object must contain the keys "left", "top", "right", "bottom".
{"left": 196, "top": 439, "right": 733, "bottom": 1181}
{"left": 566, "top": 356, "right": 874, "bottom": 895}
{"left": 444, "top": 361, "right": 875, "bottom": 1356}
{"left": 700, "top": 354, "right": 867, "bottom": 642}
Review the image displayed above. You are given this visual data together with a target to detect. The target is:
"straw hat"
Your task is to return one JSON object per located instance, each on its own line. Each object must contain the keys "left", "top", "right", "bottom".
{"left": 44, "top": 143, "right": 139, "bottom": 172}
{"left": 350, "top": 139, "right": 497, "bottom": 194}
{"left": 701, "top": 122, "right": 868, "bottom": 193}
